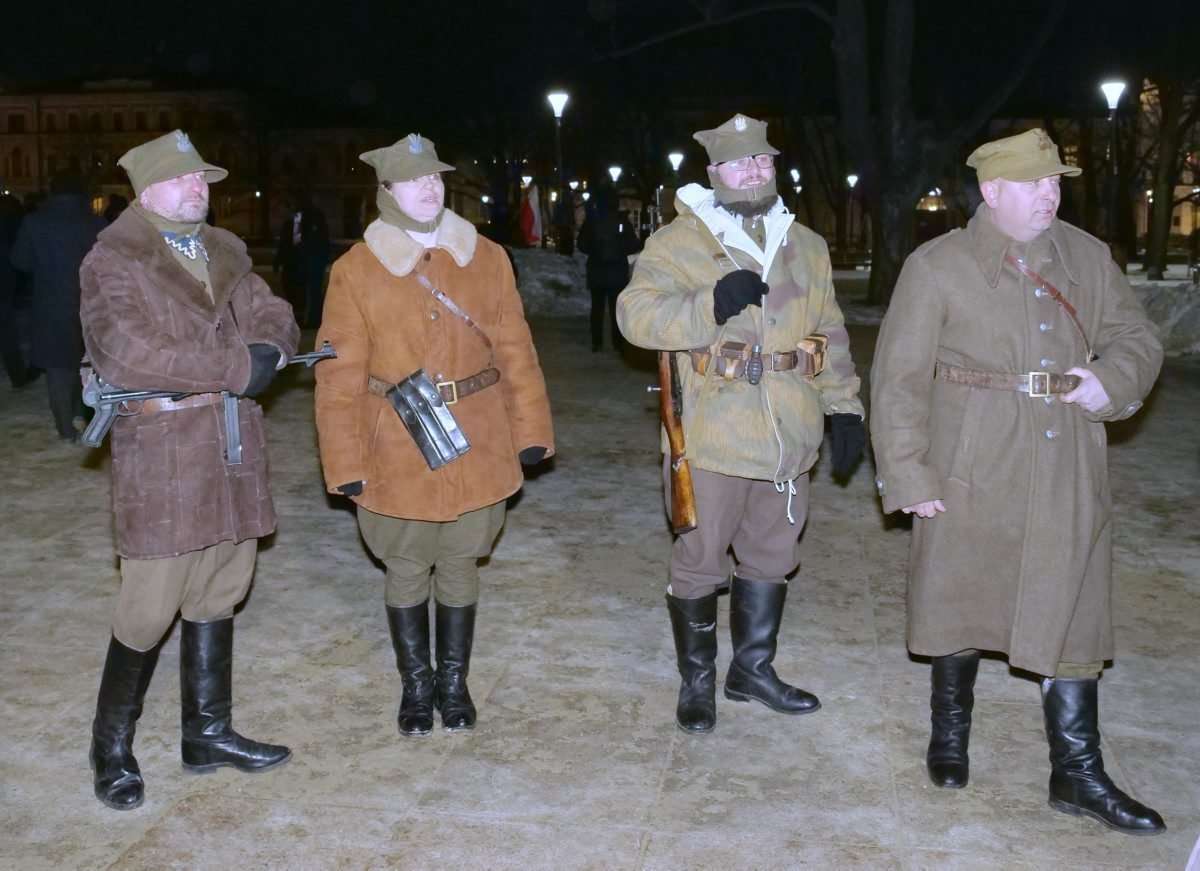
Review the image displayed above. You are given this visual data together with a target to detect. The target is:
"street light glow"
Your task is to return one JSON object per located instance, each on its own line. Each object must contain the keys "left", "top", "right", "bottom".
{"left": 481, "top": 195, "right": 491, "bottom": 204}
{"left": 668, "top": 152, "right": 684, "bottom": 172}
{"left": 521, "top": 175, "right": 533, "bottom": 187}
{"left": 582, "top": 191, "right": 591, "bottom": 201}
{"left": 847, "top": 174, "right": 859, "bottom": 189}
{"left": 254, "top": 190, "right": 261, "bottom": 198}
{"left": 608, "top": 165, "right": 622, "bottom": 183}
{"left": 790, "top": 168, "right": 800, "bottom": 184}
{"left": 547, "top": 91, "right": 569, "bottom": 119}
{"left": 568, "top": 180, "right": 579, "bottom": 191}
{"left": 550, "top": 190, "right": 558, "bottom": 202}
{"left": 1100, "top": 80, "right": 1126, "bottom": 111}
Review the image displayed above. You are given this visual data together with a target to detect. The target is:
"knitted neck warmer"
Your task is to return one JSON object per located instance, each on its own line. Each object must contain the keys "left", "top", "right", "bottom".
{"left": 376, "top": 187, "right": 444, "bottom": 234}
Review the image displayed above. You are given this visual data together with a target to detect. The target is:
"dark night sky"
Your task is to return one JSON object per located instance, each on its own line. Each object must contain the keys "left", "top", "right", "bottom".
{"left": 2, "top": 0, "right": 1191, "bottom": 134}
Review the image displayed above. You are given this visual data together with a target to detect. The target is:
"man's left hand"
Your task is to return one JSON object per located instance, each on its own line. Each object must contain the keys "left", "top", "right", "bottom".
{"left": 1061, "top": 368, "right": 1110, "bottom": 414}
{"left": 830, "top": 413, "right": 866, "bottom": 478}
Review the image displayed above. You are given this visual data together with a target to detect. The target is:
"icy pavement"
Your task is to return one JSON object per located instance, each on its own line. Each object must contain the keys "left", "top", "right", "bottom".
{"left": 1, "top": 316, "right": 1197, "bottom": 869}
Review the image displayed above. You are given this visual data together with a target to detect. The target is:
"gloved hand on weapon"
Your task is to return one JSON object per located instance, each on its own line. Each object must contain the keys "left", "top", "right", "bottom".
{"left": 830, "top": 413, "right": 866, "bottom": 479}
{"left": 336, "top": 481, "right": 364, "bottom": 496}
{"left": 713, "top": 269, "right": 768, "bottom": 325}
{"left": 519, "top": 446, "right": 548, "bottom": 466}
{"left": 241, "top": 344, "right": 283, "bottom": 398}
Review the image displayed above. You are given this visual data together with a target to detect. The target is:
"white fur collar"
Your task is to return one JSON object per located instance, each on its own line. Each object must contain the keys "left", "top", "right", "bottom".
{"left": 675, "top": 183, "right": 793, "bottom": 276}
{"left": 364, "top": 209, "right": 478, "bottom": 277}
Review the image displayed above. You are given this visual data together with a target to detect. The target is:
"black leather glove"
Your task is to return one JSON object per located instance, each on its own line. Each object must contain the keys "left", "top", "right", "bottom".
{"left": 241, "top": 343, "right": 282, "bottom": 398}
{"left": 336, "top": 481, "right": 364, "bottom": 496}
{"left": 713, "top": 269, "right": 768, "bottom": 325}
{"left": 830, "top": 413, "right": 866, "bottom": 478}
{"left": 519, "top": 446, "right": 548, "bottom": 466}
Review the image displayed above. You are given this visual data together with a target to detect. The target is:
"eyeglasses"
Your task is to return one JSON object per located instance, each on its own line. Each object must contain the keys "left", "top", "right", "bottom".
{"left": 722, "top": 154, "right": 775, "bottom": 171}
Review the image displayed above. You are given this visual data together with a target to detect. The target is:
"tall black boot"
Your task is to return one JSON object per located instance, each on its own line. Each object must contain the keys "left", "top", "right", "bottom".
{"left": 723, "top": 576, "right": 820, "bottom": 714}
{"left": 434, "top": 602, "right": 477, "bottom": 732}
{"left": 1043, "top": 677, "right": 1165, "bottom": 835}
{"left": 927, "top": 649, "right": 981, "bottom": 788}
{"left": 666, "top": 592, "right": 718, "bottom": 733}
{"left": 90, "top": 635, "right": 160, "bottom": 810}
{"left": 386, "top": 601, "right": 435, "bottom": 737}
{"left": 180, "top": 618, "right": 291, "bottom": 773}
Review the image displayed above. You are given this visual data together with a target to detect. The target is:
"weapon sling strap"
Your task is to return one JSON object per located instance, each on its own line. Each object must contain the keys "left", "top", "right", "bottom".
{"left": 1004, "top": 254, "right": 1095, "bottom": 362}
{"left": 414, "top": 271, "right": 495, "bottom": 367}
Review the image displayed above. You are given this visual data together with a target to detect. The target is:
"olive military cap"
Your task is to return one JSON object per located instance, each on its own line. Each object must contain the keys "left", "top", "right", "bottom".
{"left": 360, "top": 134, "right": 455, "bottom": 183}
{"left": 117, "top": 130, "right": 227, "bottom": 196}
{"left": 693, "top": 114, "right": 780, "bottom": 165}
{"left": 967, "top": 128, "right": 1081, "bottom": 183}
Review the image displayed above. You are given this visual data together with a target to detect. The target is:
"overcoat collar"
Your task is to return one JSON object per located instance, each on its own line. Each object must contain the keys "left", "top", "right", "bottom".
{"left": 364, "top": 208, "right": 477, "bottom": 278}
{"left": 97, "top": 208, "right": 252, "bottom": 318}
{"left": 675, "top": 182, "right": 794, "bottom": 278}
{"left": 968, "top": 204, "right": 1080, "bottom": 288}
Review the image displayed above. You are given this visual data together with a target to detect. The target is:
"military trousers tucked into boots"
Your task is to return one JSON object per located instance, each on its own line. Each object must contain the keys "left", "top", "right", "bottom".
{"left": 664, "top": 463, "right": 809, "bottom": 599}
{"left": 114, "top": 539, "right": 257, "bottom": 651}
{"left": 358, "top": 501, "right": 506, "bottom": 608}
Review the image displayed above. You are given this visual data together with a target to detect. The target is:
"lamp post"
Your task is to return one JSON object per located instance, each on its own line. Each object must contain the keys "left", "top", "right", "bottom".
{"left": 608, "top": 165, "right": 622, "bottom": 184}
{"left": 1100, "top": 80, "right": 1126, "bottom": 263}
{"left": 668, "top": 151, "right": 684, "bottom": 174}
{"left": 546, "top": 91, "right": 569, "bottom": 194}
{"left": 846, "top": 173, "right": 859, "bottom": 253}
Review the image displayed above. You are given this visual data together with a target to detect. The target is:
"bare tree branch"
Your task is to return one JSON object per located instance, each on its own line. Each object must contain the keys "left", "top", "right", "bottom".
{"left": 601, "top": 1, "right": 833, "bottom": 60}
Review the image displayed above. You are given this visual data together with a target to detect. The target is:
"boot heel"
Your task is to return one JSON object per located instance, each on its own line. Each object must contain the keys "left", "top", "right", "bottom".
{"left": 723, "top": 687, "right": 751, "bottom": 703}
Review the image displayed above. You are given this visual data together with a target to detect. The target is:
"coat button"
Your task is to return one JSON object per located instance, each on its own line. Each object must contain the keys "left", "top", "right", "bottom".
{"left": 1125, "top": 401, "right": 1142, "bottom": 414}
{"left": 423, "top": 252, "right": 431, "bottom": 261}
{"left": 875, "top": 476, "right": 886, "bottom": 495}
{"left": 1043, "top": 396, "right": 1055, "bottom": 405}
{"left": 1034, "top": 287, "right": 1046, "bottom": 298}
{"left": 1045, "top": 429, "right": 1059, "bottom": 440}
{"left": 1039, "top": 322, "right": 1052, "bottom": 332}
{"left": 768, "top": 317, "right": 777, "bottom": 326}
{"left": 430, "top": 311, "right": 439, "bottom": 320}
{"left": 1040, "top": 358, "right": 1055, "bottom": 367}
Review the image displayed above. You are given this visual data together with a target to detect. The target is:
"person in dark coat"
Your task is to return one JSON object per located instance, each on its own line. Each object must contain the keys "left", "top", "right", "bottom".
{"left": 103, "top": 193, "right": 129, "bottom": 224}
{"left": 577, "top": 185, "right": 639, "bottom": 352}
{"left": 0, "top": 193, "right": 33, "bottom": 387}
{"left": 9, "top": 174, "right": 106, "bottom": 438}
{"left": 273, "top": 192, "right": 330, "bottom": 328}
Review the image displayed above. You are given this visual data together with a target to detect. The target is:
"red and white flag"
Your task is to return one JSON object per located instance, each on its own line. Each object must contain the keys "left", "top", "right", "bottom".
{"left": 519, "top": 184, "right": 542, "bottom": 246}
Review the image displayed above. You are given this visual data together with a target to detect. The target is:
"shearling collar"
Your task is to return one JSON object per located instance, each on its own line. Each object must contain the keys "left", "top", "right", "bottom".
{"left": 968, "top": 204, "right": 1080, "bottom": 288}
{"left": 363, "top": 208, "right": 477, "bottom": 277}
{"left": 97, "top": 207, "right": 252, "bottom": 317}
{"left": 674, "top": 182, "right": 793, "bottom": 277}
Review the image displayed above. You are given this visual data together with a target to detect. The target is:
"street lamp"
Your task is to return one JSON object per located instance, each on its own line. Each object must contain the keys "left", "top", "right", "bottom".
{"left": 668, "top": 152, "right": 684, "bottom": 173}
{"left": 546, "top": 91, "right": 569, "bottom": 189}
{"left": 608, "top": 165, "right": 622, "bottom": 184}
{"left": 790, "top": 168, "right": 800, "bottom": 184}
{"left": 1100, "top": 79, "right": 1126, "bottom": 260}
{"left": 846, "top": 174, "right": 859, "bottom": 251}
{"left": 521, "top": 174, "right": 533, "bottom": 187}
{"left": 568, "top": 180, "right": 579, "bottom": 191}
{"left": 582, "top": 191, "right": 591, "bottom": 202}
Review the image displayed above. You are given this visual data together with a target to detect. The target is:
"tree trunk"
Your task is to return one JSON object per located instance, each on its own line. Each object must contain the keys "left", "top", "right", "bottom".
{"left": 1146, "top": 81, "right": 1186, "bottom": 280}
{"left": 867, "top": 188, "right": 915, "bottom": 305}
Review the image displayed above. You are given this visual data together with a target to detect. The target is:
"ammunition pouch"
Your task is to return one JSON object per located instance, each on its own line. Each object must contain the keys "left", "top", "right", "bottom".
{"left": 384, "top": 369, "right": 471, "bottom": 471}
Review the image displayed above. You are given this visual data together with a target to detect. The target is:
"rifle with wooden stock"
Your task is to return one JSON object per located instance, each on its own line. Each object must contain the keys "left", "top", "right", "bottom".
{"left": 655, "top": 350, "right": 697, "bottom": 534}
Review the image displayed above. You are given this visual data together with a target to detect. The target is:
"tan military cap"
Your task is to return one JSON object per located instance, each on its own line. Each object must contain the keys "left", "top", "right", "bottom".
{"left": 117, "top": 130, "right": 227, "bottom": 196}
{"left": 360, "top": 134, "right": 455, "bottom": 183}
{"left": 966, "top": 128, "right": 1081, "bottom": 183}
{"left": 693, "top": 114, "right": 780, "bottom": 165}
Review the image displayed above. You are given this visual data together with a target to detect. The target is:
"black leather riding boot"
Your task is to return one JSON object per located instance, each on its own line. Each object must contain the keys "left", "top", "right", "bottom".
{"left": 434, "top": 602, "right": 477, "bottom": 732}
{"left": 180, "top": 618, "right": 292, "bottom": 773}
{"left": 666, "top": 592, "right": 718, "bottom": 733}
{"left": 1043, "top": 678, "right": 1165, "bottom": 835}
{"left": 386, "top": 601, "right": 435, "bottom": 737}
{"left": 723, "top": 576, "right": 820, "bottom": 714}
{"left": 926, "top": 649, "right": 981, "bottom": 788}
{"left": 90, "top": 635, "right": 161, "bottom": 810}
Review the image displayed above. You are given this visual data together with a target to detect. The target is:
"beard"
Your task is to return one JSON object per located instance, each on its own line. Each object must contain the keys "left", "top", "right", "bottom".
{"left": 721, "top": 195, "right": 779, "bottom": 219}
{"left": 175, "top": 199, "right": 209, "bottom": 222}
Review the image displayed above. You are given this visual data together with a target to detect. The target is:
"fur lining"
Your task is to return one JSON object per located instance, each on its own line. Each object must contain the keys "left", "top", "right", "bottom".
{"left": 364, "top": 209, "right": 478, "bottom": 277}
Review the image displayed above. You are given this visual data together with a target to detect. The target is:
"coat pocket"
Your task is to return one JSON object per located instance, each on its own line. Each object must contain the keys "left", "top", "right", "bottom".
{"left": 947, "top": 389, "right": 985, "bottom": 487}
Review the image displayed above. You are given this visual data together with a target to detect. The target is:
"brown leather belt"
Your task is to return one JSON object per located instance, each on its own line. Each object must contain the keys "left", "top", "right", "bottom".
{"left": 934, "top": 363, "right": 1081, "bottom": 397}
{"left": 130, "top": 392, "right": 224, "bottom": 414}
{"left": 691, "top": 334, "right": 827, "bottom": 380}
{"left": 367, "top": 368, "right": 500, "bottom": 405}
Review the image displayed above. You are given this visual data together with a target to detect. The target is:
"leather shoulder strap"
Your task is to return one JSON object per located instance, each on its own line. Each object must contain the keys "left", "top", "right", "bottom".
{"left": 1005, "top": 254, "right": 1095, "bottom": 362}
{"left": 413, "top": 271, "right": 494, "bottom": 364}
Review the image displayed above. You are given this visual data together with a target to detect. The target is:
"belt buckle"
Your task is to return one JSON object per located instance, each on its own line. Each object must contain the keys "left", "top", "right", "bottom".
{"left": 436, "top": 380, "right": 459, "bottom": 405}
{"left": 1027, "top": 371, "right": 1050, "bottom": 398}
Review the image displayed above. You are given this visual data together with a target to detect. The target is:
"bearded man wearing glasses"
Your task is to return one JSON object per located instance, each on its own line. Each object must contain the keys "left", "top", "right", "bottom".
{"left": 618, "top": 114, "right": 866, "bottom": 734}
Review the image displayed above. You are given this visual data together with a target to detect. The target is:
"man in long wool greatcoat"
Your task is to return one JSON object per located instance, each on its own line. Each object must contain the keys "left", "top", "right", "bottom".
{"left": 870, "top": 128, "right": 1165, "bottom": 834}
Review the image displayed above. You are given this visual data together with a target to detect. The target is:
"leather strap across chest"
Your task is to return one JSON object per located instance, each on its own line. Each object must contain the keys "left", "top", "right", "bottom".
{"left": 414, "top": 271, "right": 495, "bottom": 366}
{"left": 1005, "top": 254, "right": 1095, "bottom": 362}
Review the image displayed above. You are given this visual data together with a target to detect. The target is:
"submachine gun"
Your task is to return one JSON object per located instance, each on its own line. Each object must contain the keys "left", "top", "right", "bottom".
{"left": 81, "top": 341, "right": 338, "bottom": 462}
{"left": 648, "top": 350, "right": 697, "bottom": 534}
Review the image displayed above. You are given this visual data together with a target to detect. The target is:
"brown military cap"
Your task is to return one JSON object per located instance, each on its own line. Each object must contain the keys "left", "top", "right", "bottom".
{"left": 360, "top": 134, "right": 455, "bottom": 183}
{"left": 117, "top": 130, "right": 227, "bottom": 196}
{"left": 966, "top": 128, "right": 1081, "bottom": 183}
{"left": 693, "top": 114, "right": 780, "bottom": 165}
